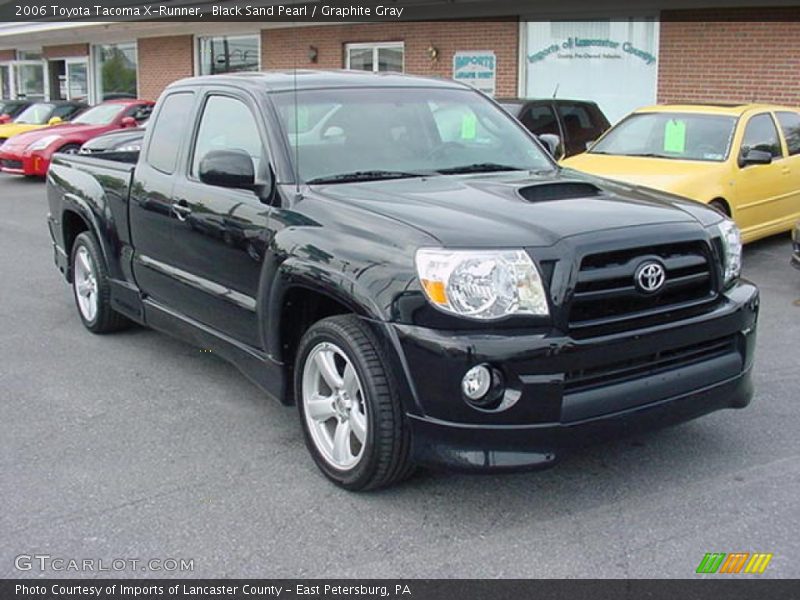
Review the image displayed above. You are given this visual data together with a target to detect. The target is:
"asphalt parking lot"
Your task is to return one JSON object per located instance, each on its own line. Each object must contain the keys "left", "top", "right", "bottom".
{"left": 1, "top": 172, "right": 799, "bottom": 579}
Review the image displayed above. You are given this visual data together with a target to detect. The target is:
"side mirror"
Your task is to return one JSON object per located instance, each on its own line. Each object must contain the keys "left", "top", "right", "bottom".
{"left": 739, "top": 148, "right": 773, "bottom": 167}
{"left": 48, "top": 116, "right": 63, "bottom": 126}
{"left": 0, "top": 114, "right": 11, "bottom": 124}
{"left": 537, "top": 133, "right": 562, "bottom": 158}
{"left": 120, "top": 116, "right": 137, "bottom": 128}
{"left": 198, "top": 149, "right": 255, "bottom": 190}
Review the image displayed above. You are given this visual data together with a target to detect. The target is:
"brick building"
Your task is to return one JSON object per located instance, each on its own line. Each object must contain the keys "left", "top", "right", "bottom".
{"left": 1, "top": 2, "right": 799, "bottom": 123}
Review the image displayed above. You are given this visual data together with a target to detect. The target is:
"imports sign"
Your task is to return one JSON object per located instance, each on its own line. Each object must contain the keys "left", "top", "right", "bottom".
{"left": 453, "top": 51, "right": 496, "bottom": 96}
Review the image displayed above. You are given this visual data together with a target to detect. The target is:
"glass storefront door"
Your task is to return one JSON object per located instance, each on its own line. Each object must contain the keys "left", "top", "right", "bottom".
{"left": 66, "top": 60, "right": 88, "bottom": 101}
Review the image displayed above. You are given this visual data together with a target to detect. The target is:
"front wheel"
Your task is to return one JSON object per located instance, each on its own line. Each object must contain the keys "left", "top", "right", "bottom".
{"left": 295, "top": 315, "right": 414, "bottom": 491}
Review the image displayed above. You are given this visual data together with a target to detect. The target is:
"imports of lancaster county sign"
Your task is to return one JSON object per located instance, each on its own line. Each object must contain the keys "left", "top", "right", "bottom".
{"left": 453, "top": 51, "right": 497, "bottom": 96}
{"left": 528, "top": 37, "right": 656, "bottom": 65}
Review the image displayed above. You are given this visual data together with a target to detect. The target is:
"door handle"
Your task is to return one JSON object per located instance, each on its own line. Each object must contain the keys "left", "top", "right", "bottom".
{"left": 171, "top": 200, "right": 192, "bottom": 222}
{"left": 781, "top": 167, "right": 791, "bottom": 175}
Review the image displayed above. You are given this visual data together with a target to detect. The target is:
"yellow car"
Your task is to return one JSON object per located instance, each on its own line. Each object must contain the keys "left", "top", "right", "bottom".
{"left": 561, "top": 104, "right": 800, "bottom": 243}
{"left": 0, "top": 100, "right": 87, "bottom": 145}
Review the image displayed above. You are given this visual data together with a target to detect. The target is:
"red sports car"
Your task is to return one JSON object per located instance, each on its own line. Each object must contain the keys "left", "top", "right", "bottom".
{"left": 0, "top": 99, "right": 152, "bottom": 176}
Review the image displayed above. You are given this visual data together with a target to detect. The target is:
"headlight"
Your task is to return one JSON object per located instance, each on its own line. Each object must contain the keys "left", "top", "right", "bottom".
{"left": 415, "top": 248, "right": 549, "bottom": 320}
{"left": 26, "top": 135, "right": 61, "bottom": 151}
{"left": 115, "top": 143, "right": 141, "bottom": 152}
{"left": 716, "top": 219, "right": 742, "bottom": 286}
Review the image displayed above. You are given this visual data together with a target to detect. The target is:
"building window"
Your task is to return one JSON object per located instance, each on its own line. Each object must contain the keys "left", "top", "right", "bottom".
{"left": 92, "top": 42, "right": 138, "bottom": 102}
{"left": 198, "top": 35, "right": 260, "bottom": 75}
{"left": 15, "top": 62, "right": 45, "bottom": 100}
{"left": 345, "top": 42, "right": 404, "bottom": 73}
{"left": 1, "top": 64, "right": 12, "bottom": 98}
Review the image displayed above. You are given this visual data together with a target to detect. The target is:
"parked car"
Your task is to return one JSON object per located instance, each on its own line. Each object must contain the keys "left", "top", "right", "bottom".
{"left": 0, "top": 100, "right": 152, "bottom": 176}
{"left": 46, "top": 71, "right": 758, "bottom": 491}
{"left": 561, "top": 104, "right": 800, "bottom": 243}
{"left": 79, "top": 121, "right": 147, "bottom": 154}
{"left": 0, "top": 99, "right": 33, "bottom": 123}
{"left": 0, "top": 101, "right": 86, "bottom": 146}
{"left": 792, "top": 221, "right": 800, "bottom": 270}
{"left": 498, "top": 98, "right": 611, "bottom": 159}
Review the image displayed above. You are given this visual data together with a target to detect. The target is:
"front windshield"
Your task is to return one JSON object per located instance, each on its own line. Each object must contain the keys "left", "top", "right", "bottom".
{"left": 72, "top": 103, "right": 126, "bottom": 125}
{"left": 14, "top": 103, "right": 55, "bottom": 124}
{"left": 271, "top": 87, "right": 554, "bottom": 183}
{"left": 590, "top": 112, "right": 737, "bottom": 162}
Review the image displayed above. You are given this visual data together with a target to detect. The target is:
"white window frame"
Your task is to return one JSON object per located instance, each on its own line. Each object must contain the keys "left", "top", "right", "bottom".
{"left": 345, "top": 42, "right": 405, "bottom": 73}
{"left": 14, "top": 58, "right": 48, "bottom": 101}
{"left": 44, "top": 56, "right": 90, "bottom": 102}
{"left": 194, "top": 33, "right": 261, "bottom": 76}
{"left": 0, "top": 61, "right": 16, "bottom": 98}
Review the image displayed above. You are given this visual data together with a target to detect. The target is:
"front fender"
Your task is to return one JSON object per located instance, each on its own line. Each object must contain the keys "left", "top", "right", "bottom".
{"left": 262, "top": 256, "right": 386, "bottom": 359}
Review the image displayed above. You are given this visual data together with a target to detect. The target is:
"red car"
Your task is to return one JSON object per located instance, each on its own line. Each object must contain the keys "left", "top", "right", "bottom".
{"left": 0, "top": 99, "right": 152, "bottom": 176}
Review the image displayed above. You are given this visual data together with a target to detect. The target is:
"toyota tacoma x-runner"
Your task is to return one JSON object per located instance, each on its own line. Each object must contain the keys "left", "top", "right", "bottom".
{"left": 45, "top": 71, "right": 759, "bottom": 491}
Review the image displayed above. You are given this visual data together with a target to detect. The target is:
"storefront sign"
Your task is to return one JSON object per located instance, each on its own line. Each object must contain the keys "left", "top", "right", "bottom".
{"left": 528, "top": 37, "right": 656, "bottom": 66}
{"left": 453, "top": 51, "right": 496, "bottom": 96}
{"left": 524, "top": 20, "right": 659, "bottom": 123}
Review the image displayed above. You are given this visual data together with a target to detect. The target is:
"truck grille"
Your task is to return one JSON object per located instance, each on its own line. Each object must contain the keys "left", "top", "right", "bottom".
{"left": 569, "top": 241, "right": 717, "bottom": 337}
{"left": 564, "top": 335, "right": 737, "bottom": 392}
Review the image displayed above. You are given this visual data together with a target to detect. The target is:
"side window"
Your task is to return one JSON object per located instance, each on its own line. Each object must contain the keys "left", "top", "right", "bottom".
{"left": 127, "top": 104, "right": 153, "bottom": 123}
{"left": 191, "top": 95, "right": 264, "bottom": 178}
{"left": 146, "top": 92, "right": 194, "bottom": 174}
{"left": 520, "top": 104, "right": 559, "bottom": 136}
{"left": 776, "top": 111, "right": 800, "bottom": 156}
{"left": 53, "top": 104, "right": 80, "bottom": 120}
{"left": 741, "top": 113, "right": 782, "bottom": 159}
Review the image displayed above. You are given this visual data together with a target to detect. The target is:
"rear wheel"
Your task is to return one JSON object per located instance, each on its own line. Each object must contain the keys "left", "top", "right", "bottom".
{"left": 295, "top": 315, "right": 414, "bottom": 491}
{"left": 70, "top": 232, "right": 129, "bottom": 333}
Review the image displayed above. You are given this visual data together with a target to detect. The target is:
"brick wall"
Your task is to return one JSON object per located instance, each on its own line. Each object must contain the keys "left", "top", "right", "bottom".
{"left": 0, "top": 49, "right": 15, "bottom": 61}
{"left": 262, "top": 20, "right": 519, "bottom": 96}
{"left": 659, "top": 7, "right": 800, "bottom": 105}
{"left": 136, "top": 35, "right": 194, "bottom": 101}
{"left": 42, "top": 44, "right": 88, "bottom": 59}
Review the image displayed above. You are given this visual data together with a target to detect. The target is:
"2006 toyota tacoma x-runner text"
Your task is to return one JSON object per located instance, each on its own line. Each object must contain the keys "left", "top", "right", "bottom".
{"left": 46, "top": 71, "right": 759, "bottom": 490}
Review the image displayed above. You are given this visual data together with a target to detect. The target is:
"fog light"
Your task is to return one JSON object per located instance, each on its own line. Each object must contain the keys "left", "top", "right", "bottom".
{"left": 462, "top": 365, "right": 492, "bottom": 401}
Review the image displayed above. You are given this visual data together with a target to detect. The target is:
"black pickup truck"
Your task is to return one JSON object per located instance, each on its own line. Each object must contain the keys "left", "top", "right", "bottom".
{"left": 46, "top": 71, "right": 759, "bottom": 491}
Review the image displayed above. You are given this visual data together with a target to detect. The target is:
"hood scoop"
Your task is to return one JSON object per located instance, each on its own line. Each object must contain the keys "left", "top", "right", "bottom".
{"left": 518, "top": 181, "right": 601, "bottom": 203}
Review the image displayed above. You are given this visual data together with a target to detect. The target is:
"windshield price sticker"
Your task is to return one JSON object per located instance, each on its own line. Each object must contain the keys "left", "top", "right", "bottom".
{"left": 664, "top": 119, "right": 687, "bottom": 153}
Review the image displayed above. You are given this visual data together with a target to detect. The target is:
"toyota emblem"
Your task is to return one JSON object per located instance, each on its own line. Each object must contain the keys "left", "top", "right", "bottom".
{"left": 635, "top": 261, "right": 666, "bottom": 294}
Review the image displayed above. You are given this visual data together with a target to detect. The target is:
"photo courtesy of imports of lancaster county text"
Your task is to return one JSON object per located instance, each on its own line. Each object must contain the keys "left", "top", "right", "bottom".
{"left": 1, "top": 0, "right": 800, "bottom": 596}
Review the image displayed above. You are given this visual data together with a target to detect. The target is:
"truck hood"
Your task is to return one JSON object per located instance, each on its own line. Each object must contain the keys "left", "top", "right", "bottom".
{"left": 312, "top": 170, "right": 716, "bottom": 247}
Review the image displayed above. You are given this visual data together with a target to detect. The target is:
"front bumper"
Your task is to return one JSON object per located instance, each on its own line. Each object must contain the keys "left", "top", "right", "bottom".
{"left": 385, "top": 282, "right": 759, "bottom": 472}
{"left": 0, "top": 149, "right": 49, "bottom": 176}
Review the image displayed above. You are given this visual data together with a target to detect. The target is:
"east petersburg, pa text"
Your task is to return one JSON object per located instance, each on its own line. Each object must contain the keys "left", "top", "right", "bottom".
{"left": 16, "top": 584, "right": 413, "bottom": 597}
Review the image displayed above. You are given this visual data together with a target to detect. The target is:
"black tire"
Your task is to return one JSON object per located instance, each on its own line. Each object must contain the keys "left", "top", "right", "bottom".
{"left": 295, "top": 315, "right": 414, "bottom": 491}
{"left": 709, "top": 199, "right": 730, "bottom": 217}
{"left": 70, "top": 231, "right": 129, "bottom": 334}
{"left": 58, "top": 143, "right": 81, "bottom": 155}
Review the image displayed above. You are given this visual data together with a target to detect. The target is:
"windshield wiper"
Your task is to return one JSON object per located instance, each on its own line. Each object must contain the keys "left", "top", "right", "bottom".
{"left": 306, "top": 170, "right": 426, "bottom": 184}
{"left": 435, "top": 163, "right": 526, "bottom": 175}
{"left": 618, "top": 152, "right": 681, "bottom": 160}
